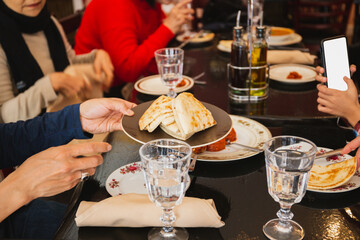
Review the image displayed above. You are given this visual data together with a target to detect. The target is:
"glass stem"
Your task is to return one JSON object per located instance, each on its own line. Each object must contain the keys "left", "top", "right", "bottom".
{"left": 168, "top": 87, "right": 176, "bottom": 98}
{"left": 161, "top": 207, "right": 176, "bottom": 234}
{"left": 276, "top": 203, "right": 294, "bottom": 232}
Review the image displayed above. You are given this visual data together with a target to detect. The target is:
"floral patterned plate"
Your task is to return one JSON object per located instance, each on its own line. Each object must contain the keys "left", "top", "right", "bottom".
{"left": 106, "top": 162, "right": 191, "bottom": 197}
{"left": 307, "top": 147, "right": 360, "bottom": 193}
{"left": 196, "top": 115, "right": 272, "bottom": 162}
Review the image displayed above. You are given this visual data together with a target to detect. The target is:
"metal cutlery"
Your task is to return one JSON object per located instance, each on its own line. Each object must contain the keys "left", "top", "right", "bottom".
{"left": 192, "top": 72, "right": 206, "bottom": 85}
{"left": 315, "top": 148, "right": 343, "bottom": 159}
{"left": 189, "top": 154, "right": 197, "bottom": 172}
{"left": 226, "top": 139, "right": 263, "bottom": 152}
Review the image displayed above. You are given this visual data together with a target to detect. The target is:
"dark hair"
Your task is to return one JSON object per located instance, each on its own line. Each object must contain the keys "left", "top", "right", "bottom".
{"left": 146, "top": 0, "right": 156, "bottom": 8}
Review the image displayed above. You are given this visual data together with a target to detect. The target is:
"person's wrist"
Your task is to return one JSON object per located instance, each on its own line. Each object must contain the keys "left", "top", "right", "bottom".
{"left": 3, "top": 172, "right": 33, "bottom": 206}
{"left": 346, "top": 105, "right": 360, "bottom": 127}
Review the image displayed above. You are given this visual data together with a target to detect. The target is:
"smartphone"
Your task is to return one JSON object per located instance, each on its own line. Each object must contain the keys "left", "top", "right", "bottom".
{"left": 321, "top": 35, "right": 350, "bottom": 91}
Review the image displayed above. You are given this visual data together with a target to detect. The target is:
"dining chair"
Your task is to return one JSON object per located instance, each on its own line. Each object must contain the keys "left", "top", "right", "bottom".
{"left": 58, "top": 10, "right": 84, "bottom": 46}
{"left": 291, "top": 0, "right": 353, "bottom": 55}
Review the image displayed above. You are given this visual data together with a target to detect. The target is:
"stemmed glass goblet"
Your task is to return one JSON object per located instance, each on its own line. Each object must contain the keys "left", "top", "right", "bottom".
{"left": 263, "top": 136, "right": 317, "bottom": 240}
{"left": 140, "top": 139, "right": 192, "bottom": 240}
{"left": 155, "top": 48, "right": 184, "bottom": 98}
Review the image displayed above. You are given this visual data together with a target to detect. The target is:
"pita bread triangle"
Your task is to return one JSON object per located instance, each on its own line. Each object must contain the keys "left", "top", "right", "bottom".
{"left": 139, "top": 95, "right": 173, "bottom": 131}
{"left": 139, "top": 93, "right": 217, "bottom": 140}
{"left": 308, "top": 156, "right": 357, "bottom": 190}
{"left": 172, "top": 92, "right": 217, "bottom": 136}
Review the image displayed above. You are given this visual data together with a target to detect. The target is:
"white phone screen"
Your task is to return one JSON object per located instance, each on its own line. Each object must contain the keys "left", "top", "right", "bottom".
{"left": 323, "top": 37, "right": 350, "bottom": 91}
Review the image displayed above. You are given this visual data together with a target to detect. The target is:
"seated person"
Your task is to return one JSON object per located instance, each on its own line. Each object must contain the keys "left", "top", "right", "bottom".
{"left": 74, "top": 0, "right": 194, "bottom": 97}
{"left": 316, "top": 65, "right": 360, "bottom": 168}
{"left": 0, "top": 97, "right": 136, "bottom": 238}
{"left": 0, "top": 0, "right": 114, "bottom": 123}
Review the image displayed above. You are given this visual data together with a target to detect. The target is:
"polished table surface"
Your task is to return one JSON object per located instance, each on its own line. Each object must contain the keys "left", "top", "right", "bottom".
{"left": 55, "top": 122, "right": 360, "bottom": 240}
{"left": 54, "top": 37, "right": 360, "bottom": 239}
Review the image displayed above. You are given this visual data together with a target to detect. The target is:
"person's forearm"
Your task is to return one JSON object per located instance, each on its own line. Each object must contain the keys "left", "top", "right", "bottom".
{"left": 0, "top": 104, "right": 89, "bottom": 168}
{"left": 0, "top": 175, "right": 30, "bottom": 222}
{"left": 346, "top": 108, "right": 360, "bottom": 127}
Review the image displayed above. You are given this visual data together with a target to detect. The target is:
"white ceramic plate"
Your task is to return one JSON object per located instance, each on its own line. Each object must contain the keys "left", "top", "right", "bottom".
{"left": 217, "top": 40, "right": 232, "bottom": 53}
{"left": 269, "top": 26, "right": 295, "bottom": 43}
{"left": 196, "top": 115, "right": 272, "bottom": 162}
{"left": 307, "top": 147, "right": 360, "bottom": 193}
{"left": 176, "top": 31, "right": 215, "bottom": 43}
{"left": 269, "top": 33, "right": 302, "bottom": 46}
{"left": 134, "top": 75, "right": 194, "bottom": 96}
{"left": 269, "top": 64, "right": 317, "bottom": 84}
{"left": 106, "top": 162, "right": 191, "bottom": 197}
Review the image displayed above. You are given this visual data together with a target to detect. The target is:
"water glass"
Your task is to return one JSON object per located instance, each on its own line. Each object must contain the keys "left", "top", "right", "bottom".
{"left": 140, "top": 139, "right": 192, "bottom": 240}
{"left": 263, "top": 136, "right": 317, "bottom": 240}
{"left": 155, "top": 48, "right": 184, "bottom": 98}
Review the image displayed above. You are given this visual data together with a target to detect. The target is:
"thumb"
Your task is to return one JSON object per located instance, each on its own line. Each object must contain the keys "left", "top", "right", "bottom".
{"left": 344, "top": 76, "right": 356, "bottom": 89}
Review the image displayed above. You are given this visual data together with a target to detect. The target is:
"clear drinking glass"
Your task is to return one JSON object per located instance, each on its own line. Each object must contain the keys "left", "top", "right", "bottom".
{"left": 140, "top": 139, "right": 192, "bottom": 240}
{"left": 252, "top": 0, "right": 264, "bottom": 26}
{"left": 263, "top": 136, "right": 317, "bottom": 240}
{"left": 155, "top": 48, "right": 184, "bottom": 98}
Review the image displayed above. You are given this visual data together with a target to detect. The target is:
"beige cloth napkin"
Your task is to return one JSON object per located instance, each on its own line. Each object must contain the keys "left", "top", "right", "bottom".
{"left": 47, "top": 64, "right": 105, "bottom": 113}
{"left": 75, "top": 193, "right": 225, "bottom": 228}
{"left": 268, "top": 50, "right": 317, "bottom": 65}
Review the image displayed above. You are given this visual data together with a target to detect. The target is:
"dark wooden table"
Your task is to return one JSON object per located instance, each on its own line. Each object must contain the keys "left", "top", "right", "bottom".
{"left": 54, "top": 37, "right": 360, "bottom": 240}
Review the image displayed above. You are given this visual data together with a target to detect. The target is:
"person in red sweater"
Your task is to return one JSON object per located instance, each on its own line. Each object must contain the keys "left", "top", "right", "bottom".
{"left": 75, "top": 0, "right": 193, "bottom": 97}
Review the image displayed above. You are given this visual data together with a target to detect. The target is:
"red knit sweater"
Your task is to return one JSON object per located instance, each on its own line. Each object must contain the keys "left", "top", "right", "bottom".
{"left": 74, "top": 0, "right": 175, "bottom": 86}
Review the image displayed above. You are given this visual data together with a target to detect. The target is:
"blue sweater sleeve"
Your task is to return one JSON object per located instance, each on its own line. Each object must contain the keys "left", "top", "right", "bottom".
{"left": 0, "top": 104, "right": 90, "bottom": 168}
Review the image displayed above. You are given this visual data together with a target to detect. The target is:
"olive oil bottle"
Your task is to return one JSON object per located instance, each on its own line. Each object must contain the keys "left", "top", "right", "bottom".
{"left": 250, "top": 26, "right": 267, "bottom": 97}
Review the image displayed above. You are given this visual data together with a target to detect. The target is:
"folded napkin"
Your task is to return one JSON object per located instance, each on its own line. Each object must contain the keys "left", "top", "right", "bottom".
{"left": 268, "top": 50, "right": 317, "bottom": 65}
{"left": 75, "top": 193, "right": 225, "bottom": 228}
{"left": 47, "top": 64, "right": 105, "bottom": 112}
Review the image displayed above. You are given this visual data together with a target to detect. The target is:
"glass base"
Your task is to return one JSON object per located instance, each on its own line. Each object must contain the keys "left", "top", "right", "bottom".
{"left": 148, "top": 227, "right": 189, "bottom": 240}
{"left": 263, "top": 219, "right": 304, "bottom": 240}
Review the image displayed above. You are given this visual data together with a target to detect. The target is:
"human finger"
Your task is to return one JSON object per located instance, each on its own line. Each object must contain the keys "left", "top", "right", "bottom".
{"left": 175, "top": 0, "right": 192, "bottom": 9}
{"left": 350, "top": 64, "right": 356, "bottom": 77}
{"left": 355, "top": 149, "right": 360, "bottom": 170}
{"left": 343, "top": 76, "right": 355, "bottom": 89}
{"left": 341, "top": 136, "right": 360, "bottom": 154}
{"left": 68, "top": 142, "right": 112, "bottom": 159}
{"left": 72, "top": 155, "right": 104, "bottom": 173}
{"left": 107, "top": 98, "right": 136, "bottom": 116}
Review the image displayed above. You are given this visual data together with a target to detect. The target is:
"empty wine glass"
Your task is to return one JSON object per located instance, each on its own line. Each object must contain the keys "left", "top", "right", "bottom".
{"left": 263, "top": 136, "right": 317, "bottom": 240}
{"left": 140, "top": 139, "right": 192, "bottom": 240}
{"left": 155, "top": 48, "right": 184, "bottom": 98}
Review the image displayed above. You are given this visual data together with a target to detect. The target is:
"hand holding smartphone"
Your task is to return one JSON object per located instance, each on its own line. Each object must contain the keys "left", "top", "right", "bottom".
{"left": 321, "top": 35, "right": 350, "bottom": 91}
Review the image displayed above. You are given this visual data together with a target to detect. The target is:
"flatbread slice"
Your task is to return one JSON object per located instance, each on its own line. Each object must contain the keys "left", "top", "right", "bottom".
{"left": 146, "top": 112, "right": 173, "bottom": 133}
{"left": 160, "top": 122, "right": 194, "bottom": 140}
{"left": 172, "top": 92, "right": 216, "bottom": 136}
{"left": 161, "top": 114, "right": 175, "bottom": 126}
{"left": 139, "top": 95, "right": 172, "bottom": 131}
{"left": 308, "top": 157, "right": 357, "bottom": 190}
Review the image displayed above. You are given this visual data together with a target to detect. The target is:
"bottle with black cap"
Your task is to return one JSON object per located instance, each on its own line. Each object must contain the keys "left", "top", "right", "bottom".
{"left": 229, "top": 25, "right": 249, "bottom": 99}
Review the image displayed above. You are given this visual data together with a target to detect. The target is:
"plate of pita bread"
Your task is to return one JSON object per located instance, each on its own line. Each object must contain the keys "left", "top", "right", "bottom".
{"left": 195, "top": 115, "right": 272, "bottom": 161}
{"left": 134, "top": 75, "right": 194, "bottom": 96}
{"left": 121, "top": 93, "right": 232, "bottom": 148}
{"left": 307, "top": 147, "right": 360, "bottom": 193}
